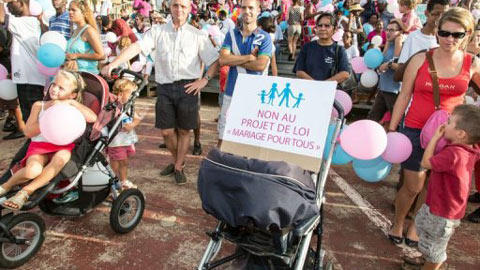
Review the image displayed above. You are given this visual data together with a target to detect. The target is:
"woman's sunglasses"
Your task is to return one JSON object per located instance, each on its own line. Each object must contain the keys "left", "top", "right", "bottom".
{"left": 437, "top": 30, "right": 466, "bottom": 39}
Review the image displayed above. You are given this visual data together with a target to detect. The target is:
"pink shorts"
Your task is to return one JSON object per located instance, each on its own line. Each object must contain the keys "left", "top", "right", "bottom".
{"left": 107, "top": 145, "right": 135, "bottom": 161}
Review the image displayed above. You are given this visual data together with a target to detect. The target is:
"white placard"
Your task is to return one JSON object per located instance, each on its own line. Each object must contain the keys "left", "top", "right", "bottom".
{"left": 222, "top": 74, "right": 337, "bottom": 169}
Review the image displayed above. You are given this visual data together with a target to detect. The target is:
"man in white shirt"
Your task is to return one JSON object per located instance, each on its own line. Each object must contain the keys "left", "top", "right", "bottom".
{"left": 394, "top": 0, "right": 450, "bottom": 81}
{"left": 0, "top": 0, "right": 46, "bottom": 140}
{"left": 102, "top": 0, "right": 219, "bottom": 185}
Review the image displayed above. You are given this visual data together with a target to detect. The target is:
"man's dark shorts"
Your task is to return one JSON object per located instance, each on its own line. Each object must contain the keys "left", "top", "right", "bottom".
{"left": 400, "top": 125, "right": 425, "bottom": 172}
{"left": 155, "top": 80, "right": 199, "bottom": 130}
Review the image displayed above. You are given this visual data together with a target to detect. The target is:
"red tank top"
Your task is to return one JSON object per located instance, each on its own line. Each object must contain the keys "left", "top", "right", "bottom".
{"left": 405, "top": 50, "right": 471, "bottom": 129}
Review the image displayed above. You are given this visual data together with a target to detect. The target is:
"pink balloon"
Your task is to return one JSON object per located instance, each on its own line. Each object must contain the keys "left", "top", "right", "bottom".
{"left": 381, "top": 132, "right": 413, "bottom": 163}
{"left": 351, "top": 57, "right": 368, "bottom": 74}
{"left": 37, "top": 62, "right": 59, "bottom": 76}
{"left": 0, "top": 64, "right": 7, "bottom": 80}
{"left": 394, "top": 9, "right": 403, "bottom": 19}
{"left": 340, "top": 120, "right": 388, "bottom": 160}
{"left": 39, "top": 104, "right": 86, "bottom": 145}
{"left": 131, "top": 61, "right": 143, "bottom": 72}
{"left": 332, "top": 29, "right": 343, "bottom": 42}
{"left": 332, "top": 90, "right": 352, "bottom": 117}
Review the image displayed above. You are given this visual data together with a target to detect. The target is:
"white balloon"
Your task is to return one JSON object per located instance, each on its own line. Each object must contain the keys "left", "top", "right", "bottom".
{"left": 105, "top": 32, "right": 118, "bottom": 43}
{"left": 465, "top": 95, "right": 475, "bottom": 105}
{"left": 473, "top": 9, "right": 480, "bottom": 20}
{"left": 40, "top": 31, "right": 67, "bottom": 51}
{"left": 103, "top": 46, "right": 112, "bottom": 57}
{"left": 386, "top": 2, "right": 399, "bottom": 14}
{"left": 360, "top": 69, "right": 379, "bottom": 88}
{"left": 371, "top": 35, "right": 383, "bottom": 47}
{"left": 29, "top": 0, "right": 43, "bottom": 16}
{"left": 0, "top": 80, "right": 18, "bottom": 100}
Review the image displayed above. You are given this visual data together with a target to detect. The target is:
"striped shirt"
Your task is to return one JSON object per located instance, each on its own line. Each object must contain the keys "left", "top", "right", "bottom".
{"left": 49, "top": 11, "right": 71, "bottom": 40}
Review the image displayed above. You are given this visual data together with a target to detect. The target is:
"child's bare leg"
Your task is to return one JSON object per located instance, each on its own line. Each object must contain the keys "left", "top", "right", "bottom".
{"left": 13, "top": 106, "right": 25, "bottom": 132}
{"left": 20, "top": 150, "right": 71, "bottom": 195}
{"left": 118, "top": 159, "right": 128, "bottom": 183}
{"left": 1, "top": 154, "right": 48, "bottom": 191}
{"left": 422, "top": 261, "right": 443, "bottom": 270}
{"left": 110, "top": 160, "right": 120, "bottom": 179}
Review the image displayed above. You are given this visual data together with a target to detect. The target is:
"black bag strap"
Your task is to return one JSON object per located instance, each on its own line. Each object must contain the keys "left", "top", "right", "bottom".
{"left": 425, "top": 49, "right": 440, "bottom": 109}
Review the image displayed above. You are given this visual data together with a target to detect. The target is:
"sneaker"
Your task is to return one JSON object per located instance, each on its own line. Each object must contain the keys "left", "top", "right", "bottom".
{"left": 468, "top": 192, "right": 480, "bottom": 203}
{"left": 3, "top": 130, "right": 24, "bottom": 140}
{"left": 192, "top": 143, "right": 202, "bottom": 156}
{"left": 53, "top": 190, "right": 79, "bottom": 204}
{"left": 160, "top": 163, "right": 175, "bottom": 176}
{"left": 158, "top": 143, "right": 167, "bottom": 148}
{"left": 175, "top": 170, "right": 187, "bottom": 185}
{"left": 466, "top": 207, "right": 480, "bottom": 223}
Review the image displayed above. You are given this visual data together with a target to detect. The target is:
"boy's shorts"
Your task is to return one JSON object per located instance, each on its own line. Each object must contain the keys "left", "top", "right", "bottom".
{"left": 107, "top": 145, "right": 136, "bottom": 161}
{"left": 415, "top": 204, "right": 460, "bottom": 264}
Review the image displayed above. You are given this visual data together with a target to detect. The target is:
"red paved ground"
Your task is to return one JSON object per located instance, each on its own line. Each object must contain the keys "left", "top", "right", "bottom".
{"left": 0, "top": 96, "right": 478, "bottom": 270}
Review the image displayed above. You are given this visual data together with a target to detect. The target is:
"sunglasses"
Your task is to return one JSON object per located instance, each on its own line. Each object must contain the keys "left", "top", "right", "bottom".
{"left": 437, "top": 30, "right": 466, "bottom": 39}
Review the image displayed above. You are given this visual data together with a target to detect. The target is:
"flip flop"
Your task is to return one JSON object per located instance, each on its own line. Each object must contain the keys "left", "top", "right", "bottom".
{"left": 2, "top": 190, "right": 29, "bottom": 210}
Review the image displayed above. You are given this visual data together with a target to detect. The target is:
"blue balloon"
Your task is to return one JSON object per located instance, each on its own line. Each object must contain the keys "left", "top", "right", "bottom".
{"left": 353, "top": 159, "right": 392, "bottom": 182}
{"left": 332, "top": 145, "right": 354, "bottom": 165}
{"left": 37, "top": 43, "right": 65, "bottom": 68}
{"left": 337, "top": 2, "right": 344, "bottom": 8}
{"left": 280, "top": 21, "right": 288, "bottom": 31}
{"left": 322, "top": 0, "right": 333, "bottom": 6}
{"left": 364, "top": 48, "right": 384, "bottom": 69}
{"left": 352, "top": 156, "right": 384, "bottom": 168}
{"left": 362, "top": 42, "right": 370, "bottom": 52}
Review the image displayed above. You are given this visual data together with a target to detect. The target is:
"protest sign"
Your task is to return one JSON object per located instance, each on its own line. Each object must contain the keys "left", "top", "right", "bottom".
{"left": 220, "top": 74, "right": 337, "bottom": 172}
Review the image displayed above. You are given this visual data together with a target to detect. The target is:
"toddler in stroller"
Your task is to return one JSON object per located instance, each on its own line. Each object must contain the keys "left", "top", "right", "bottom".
{"left": 197, "top": 102, "right": 346, "bottom": 270}
{"left": 0, "top": 69, "right": 97, "bottom": 210}
{"left": 0, "top": 69, "right": 146, "bottom": 269}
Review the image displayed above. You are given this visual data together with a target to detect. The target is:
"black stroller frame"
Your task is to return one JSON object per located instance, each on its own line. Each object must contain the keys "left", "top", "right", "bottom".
{"left": 198, "top": 102, "right": 346, "bottom": 270}
{"left": 0, "top": 69, "right": 147, "bottom": 269}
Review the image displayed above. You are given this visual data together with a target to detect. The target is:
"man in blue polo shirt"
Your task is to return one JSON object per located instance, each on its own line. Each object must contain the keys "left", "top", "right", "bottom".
{"left": 49, "top": 0, "right": 70, "bottom": 40}
{"left": 217, "top": 0, "right": 272, "bottom": 145}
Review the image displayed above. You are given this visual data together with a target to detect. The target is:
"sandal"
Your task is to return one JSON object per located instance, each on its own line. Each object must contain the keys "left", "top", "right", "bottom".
{"left": 402, "top": 255, "right": 425, "bottom": 266}
{"left": 2, "top": 190, "right": 29, "bottom": 210}
{"left": 122, "top": 180, "right": 137, "bottom": 189}
{"left": 405, "top": 237, "right": 418, "bottom": 247}
{"left": 387, "top": 233, "right": 403, "bottom": 245}
{"left": 0, "top": 186, "right": 9, "bottom": 198}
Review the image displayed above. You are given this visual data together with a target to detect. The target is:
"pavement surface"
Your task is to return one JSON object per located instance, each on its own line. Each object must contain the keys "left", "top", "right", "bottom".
{"left": 0, "top": 94, "right": 479, "bottom": 270}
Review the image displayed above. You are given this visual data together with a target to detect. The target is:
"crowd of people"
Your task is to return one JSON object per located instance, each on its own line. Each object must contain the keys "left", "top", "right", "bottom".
{"left": 0, "top": 0, "right": 479, "bottom": 269}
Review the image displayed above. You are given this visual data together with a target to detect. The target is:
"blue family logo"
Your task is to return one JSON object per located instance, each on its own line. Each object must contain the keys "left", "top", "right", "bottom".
{"left": 258, "top": 83, "right": 305, "bottom": 109}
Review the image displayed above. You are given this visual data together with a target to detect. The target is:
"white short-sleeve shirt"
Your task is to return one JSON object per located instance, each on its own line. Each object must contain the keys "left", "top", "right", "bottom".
{"left": 139, "top": 21, "right": 219, "bottom": 84}
{"left": 398, "top": 30, "right": 438, "bottom": 64}
{"left": 8, "top": 15, "right": 46, "bottom": 86}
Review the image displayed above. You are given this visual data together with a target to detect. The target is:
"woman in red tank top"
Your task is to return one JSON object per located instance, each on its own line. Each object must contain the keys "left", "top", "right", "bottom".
{"left": 387, "top": 8, "right": 478, "bottom": 248}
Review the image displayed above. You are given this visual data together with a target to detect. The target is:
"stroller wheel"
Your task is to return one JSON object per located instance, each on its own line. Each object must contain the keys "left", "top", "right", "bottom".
{"left": 0, "top": 213, "right": 45, "bottom": 269}
{"left": 110, "top": 188, "right": 145, "bottom": 234}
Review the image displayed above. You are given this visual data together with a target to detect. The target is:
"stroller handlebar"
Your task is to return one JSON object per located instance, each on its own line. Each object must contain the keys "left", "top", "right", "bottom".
{"left": 333, "top": 100, "right": 345, "bottom": 121}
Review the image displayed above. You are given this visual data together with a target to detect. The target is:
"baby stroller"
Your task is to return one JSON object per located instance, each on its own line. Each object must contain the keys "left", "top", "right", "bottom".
{"left": 0, "top": 69, "right": 146, "bottom": 269}
{"left": 197, "top": 102, "right": 346, "bottom": 270}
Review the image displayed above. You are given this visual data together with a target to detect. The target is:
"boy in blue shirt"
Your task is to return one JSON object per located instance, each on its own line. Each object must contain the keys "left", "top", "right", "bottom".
{"left": 217, "top": 0, "right": 272, "bottom": 145}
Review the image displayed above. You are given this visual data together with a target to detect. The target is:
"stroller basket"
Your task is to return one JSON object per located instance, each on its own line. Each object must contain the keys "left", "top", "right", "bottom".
{"left": 198, "top": 148, "right": 319, "bottom": 232}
